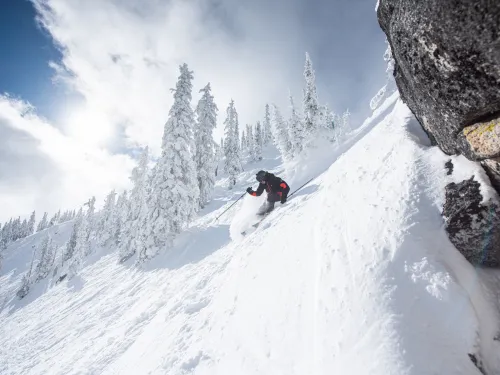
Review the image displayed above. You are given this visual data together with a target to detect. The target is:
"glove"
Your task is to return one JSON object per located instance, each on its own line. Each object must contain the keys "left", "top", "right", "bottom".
{"left": 281, "top": 196, "right": 287, "bottom": 204}
{"left": 246, "top": 187, "right": 253, "bottom": 194}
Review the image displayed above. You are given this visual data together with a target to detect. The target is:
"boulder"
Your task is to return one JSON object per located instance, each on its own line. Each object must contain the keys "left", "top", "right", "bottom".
{"left": 442, "top": 177, "right": 500, "bottom": 267}
{"left": 377, "top": 0, "right": 500, "bottom": 185}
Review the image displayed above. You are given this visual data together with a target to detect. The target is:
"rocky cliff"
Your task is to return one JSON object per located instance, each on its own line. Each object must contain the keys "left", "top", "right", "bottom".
{"left": 377, "top": 0, "right": 500, "bottom": 266}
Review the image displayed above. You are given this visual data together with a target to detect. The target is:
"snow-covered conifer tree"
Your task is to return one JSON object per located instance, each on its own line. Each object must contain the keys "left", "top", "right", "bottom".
{"left": 12, "top": 217, "right": 21, "bottom": 241}
{"left": 254, "top": 121, "right": 263, "bottom": 161}
{"left": 49, "top": 211, "right": 60, "bottom": 227}
{"left": 241, "top": 131, "right": 247, "bottom": 153}
{"left": 20, "top": 219, "right": 28, "bottom": 238}
{"left": 70, "top": 197, "right": 96, "bottom": 275}
{"left": 303, "top": 53, "right": 320, "bottom": 142}
{"left": 1, "top": 219, "right": 12, "bottom": 245}
{"left": 223, "top": 100, "right": 243, "bottom": 188}
{"left": 64, "top": 208, "right": 83, "bottom": 263}
{"left": 37, "top": 212, "right": 48, "bottom": 232}
{"left": 28, "top": 211, "right": 35, "bottom": 235}
{"left": 114, "top": 191, "right": 128, "bottom": 250}
{"left": 98, "top": 190, "right": 116, "bottom": 246}
{"left": 120, "top": 147, "right": 149, "bottom": 262}
{"left": 288, "top": 94, "right": 305, "bottom": 157}
{"left": 139, "top": 63, "right": 199, "bottom": 262}
{"left": 271, "top": 105, "right": 292, "bottom": 161}
{"left": 263, "top": 104, "right": 273, "bottom": 145}
{"left": 195, "top": 83, "right": 218, "bottom": 208}
{"left": 35, "top": 235, "right": 54, "bottom": 281}
{"left": 247, "top": 124, "right": 256, "bottom": 161}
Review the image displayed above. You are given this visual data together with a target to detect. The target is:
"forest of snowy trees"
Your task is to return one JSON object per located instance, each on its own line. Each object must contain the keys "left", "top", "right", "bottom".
{"left": 2, "top": 53, "right": 351, "bottom": 299}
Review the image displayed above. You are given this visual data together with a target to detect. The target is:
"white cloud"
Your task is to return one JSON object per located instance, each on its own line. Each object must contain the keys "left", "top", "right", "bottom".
{"left": 0, "top": 95, "right": 134, "bottom": 222}
{"left": 33, "top": 0, "right": 308, "bottom": 155}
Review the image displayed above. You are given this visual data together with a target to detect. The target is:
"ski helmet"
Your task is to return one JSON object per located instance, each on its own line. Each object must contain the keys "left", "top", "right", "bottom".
{"left": 256, "top": 170, "right": 267, "bottom": 182}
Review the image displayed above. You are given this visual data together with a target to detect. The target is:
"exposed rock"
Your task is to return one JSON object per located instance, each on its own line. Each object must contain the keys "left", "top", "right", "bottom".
{"left": 445, "top": 160, "right": 453, "bottom": 176}
{"left": 442, "top": 177, "right": 500, "bottom": 267}
{"left": 377, "top": 0, "right": 500, "bottom": 189}
{"left": 481, "top": 157, "right": 500, "bottom": 193}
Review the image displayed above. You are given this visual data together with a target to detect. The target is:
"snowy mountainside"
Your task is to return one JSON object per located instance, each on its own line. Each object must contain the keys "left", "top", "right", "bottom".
{"left": 1, "top": 96, "right": 500, "bottom": 374}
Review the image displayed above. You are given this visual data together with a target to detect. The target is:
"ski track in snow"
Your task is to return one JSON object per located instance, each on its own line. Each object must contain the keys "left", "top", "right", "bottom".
{"left": 1, "top": 95, "right": 500, "bottom": 374}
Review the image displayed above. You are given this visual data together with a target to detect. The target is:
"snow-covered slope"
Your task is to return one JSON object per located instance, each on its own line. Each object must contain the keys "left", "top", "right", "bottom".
{"left": 1, "top": 97, "right": 499, "bottom": 375}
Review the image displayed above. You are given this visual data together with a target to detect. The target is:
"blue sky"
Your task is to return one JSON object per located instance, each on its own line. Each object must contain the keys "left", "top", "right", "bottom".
{"left": 0, "top": 0, "right": 388, "bottom": 221}
{"left": 0, "top": 0, "right": 63, "bottom": 117}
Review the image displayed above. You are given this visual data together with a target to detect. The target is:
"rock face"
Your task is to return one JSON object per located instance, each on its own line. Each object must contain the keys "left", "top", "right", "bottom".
{"left": 442, "top": 177, "right": 500, "bottom": 267}
{"left": 377, "top": 0, "right": 500, "bottom": 190}
{"left": 378, "top": 0, "right": 500, "bottom": 266}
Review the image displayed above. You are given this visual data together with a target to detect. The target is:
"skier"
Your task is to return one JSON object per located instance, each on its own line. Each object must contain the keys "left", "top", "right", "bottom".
{"left": 246, "top": 170, "right": 290, "bottom": 215}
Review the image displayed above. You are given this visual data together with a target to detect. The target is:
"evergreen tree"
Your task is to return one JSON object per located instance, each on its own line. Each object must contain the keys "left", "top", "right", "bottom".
{"left": 247, "top": 124, "right": 256, "bottom": 161}
{"left": 35, "top": 235, "right": 54, "bottom": 281}
{"left": 37, "top": 212, "right": 48, "bottom": 232}
{"left": 214, "top": 142, "right": 222, "bottom": 177}
{"left": 64, "top": 208, "right": 83, "bottom": 263}
{"left": 223, "top": 100, "right": 243, "bottom": 188}
{"left": 2, "top": 219, "right": 12, "bottom": 244}
{"left": 20, "top": 219, "right": 28, "bottom": 238}
{"left": 195, "top": 83, "right": 218, "bottom": 208}
{"left": 271, "top": 104, "right": 292, "bottom": 161}
{"left": 303, "top": 53, "right": 320, "bottom": 143}
{"left": 114, "top": 191, "right": 129, "bottom": 250}
{"left": 263, "top": 104, "right": 273, "bottom": 145}
{"left": 49, "top": 211, "right": 60, "bottom": 227}
{"left": 140, "top": 63, "right": 199, "bottom": 262}
{"left": 121, "top": 148, "right": 149, "bottom": 262}
{"left": 27, "top": 211, "right": 35, "bottom": 235}
{"left": 70, "top": 197, "right": 96, "bottom": 275}
{"left": 254, "top": 121, "right": 263, "bottom": 161}
{"left": 241, "top": 131, "right": 247, "bottom": 153}
{"left": 11, "top": 217, "right": 21, "bottom": 241}
{"left": 288, "top": 94, "right": 305, "bottom": 157}
{"left": 98, "top": 190, "right": 117, "bottom": 246}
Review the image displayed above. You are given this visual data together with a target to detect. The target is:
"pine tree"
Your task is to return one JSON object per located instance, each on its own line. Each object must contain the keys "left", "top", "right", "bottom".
{"left": 11, "top": 217, "right": 21, "bottom": 241}
{"left": 263, "top": 104, "right": 273, "bottom": 145}
{"left": 28, "top": 211, "right": 35, "bottom": 235}
{"left": 303, "top": 53, "right": 320, "bottom": 143}
{"left": 1, "top": 219, "right": 12, "bottom": 245}
{"left": 98, "top": 190, "right": 117, "bottom": 246}
{"left": 37, "top": 212, "right": 48, "bottom": 232}
{"left": 223, "top": 100, "right": 243, "bottom": 188}
{"left": 140, "top": 63, "right": 199, "bottom": 262}
{"left": 49, "top": 211, "right": 60, "bottom": 227}
{"left": 195, "top": 83, "right": 218, "bottom": 208}
{"left": 114, "top": 191, "right": 129, "bottom": 250}
{"left": 241, "top": 131, "right": 247, "bottom": 153}
{"left": 121, "top": 147, "right": 149, "bottom": 262}
{"left": 247, "top": 124, "right": 256, "bottom": 161}
{"left": 254, "top": 121, "right": 263, "bottom": 161}
{"left": 271, "top": 104, "right": 292, "bottom": 161}
{"left": 35, "top": 235, "right": 54, "bottom": 281}
{"left": 70, "top": 197, "right": 96, "bottom": 275}
{"left": 64, "top": 208, "right": 83, "bottom": 264}
{"left": 20, "top": 219, "right": 28, "bottom": 239}
{"left": 288, "top": 94, "right": 305, "bottom": 157}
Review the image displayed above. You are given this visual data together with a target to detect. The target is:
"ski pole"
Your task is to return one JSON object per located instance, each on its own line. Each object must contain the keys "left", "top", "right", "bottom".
{"left": 216, "top": 192, "right": 246, "bottom": 221}
{"left": 288, "top": 177, "right": 315, "bottom": 199}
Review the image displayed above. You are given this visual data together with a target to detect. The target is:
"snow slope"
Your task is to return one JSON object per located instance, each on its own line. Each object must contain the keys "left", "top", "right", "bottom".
{"left": 1, "top": 96, "right": 500, "bottom": 375}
